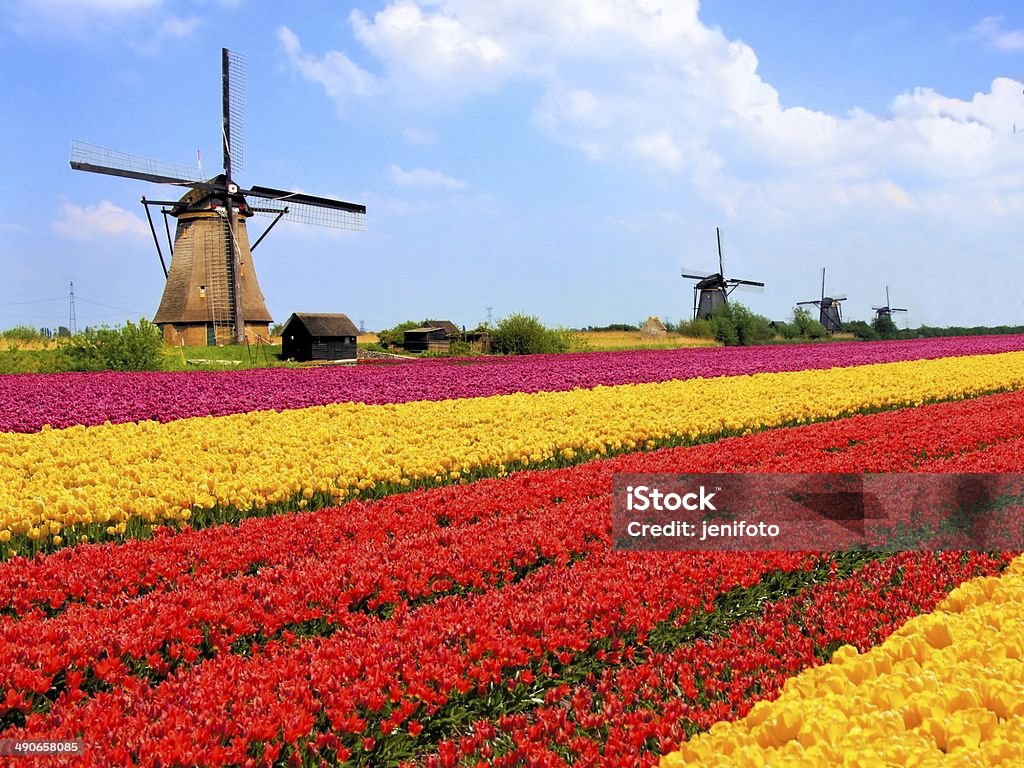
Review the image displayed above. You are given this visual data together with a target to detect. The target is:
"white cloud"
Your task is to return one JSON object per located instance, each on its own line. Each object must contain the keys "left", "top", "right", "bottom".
{"left": 388, "top": 163, "right": 466, "bottom": 190}
{"left": 631, "top": 132, "right": 684, "bottom": 170}
{"left": 129, "top": 14, "right": 201, "bottom": 54}
{"left": 4, "top": 0, "right": 204, "bottom": 46}
{"left": 971, "top": 16, "right": 1024, "bottom": 51}
{"left": 277, "top": 26, "right": 378, "bottom": 105}
{"left": 351, "top": 0, "right": 509, "bottom": 92}
{"left": 890, "top": 77, "right": 1022, "bottom": 133}
{"left": 836, "top": 180, "right": 918, "bottom": 211}
{"left": 52, "top": 201, "right": 149, "bottom": 241}
{"left": 280, "top": 1, "right": 1024, "bottom": 221}
{"left": 153, "top": 14, "right": 200, "bottom": 41}
{"left": 5, "top": 0, "right": 157, "bottom": 36}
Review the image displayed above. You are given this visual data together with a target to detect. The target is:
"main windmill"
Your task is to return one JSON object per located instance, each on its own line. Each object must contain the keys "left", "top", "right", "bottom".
{"left": 873, "top": 286, "right": 908, "bottom": 323}
{"left": 797, "top": 267, "right": 846, "bottom": 333}
{"left": 680, "top": 227, "right": 765, "bottom": 320}
{"left": 70, "top": 48, "right": 366, "bottom": 346}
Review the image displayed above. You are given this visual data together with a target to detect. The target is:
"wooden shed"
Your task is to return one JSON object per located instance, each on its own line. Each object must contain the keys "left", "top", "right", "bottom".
{"left": 423, "top": 320, "right": 462, "bottom": 338}
{"left": 403, "top": 326, "right": 451, "bottom": 353}
{"left": 403, "top": 319, "right": 462, "bottom": 353}
{"left": 280, "top": 313, "right": 359, "bottom": 362}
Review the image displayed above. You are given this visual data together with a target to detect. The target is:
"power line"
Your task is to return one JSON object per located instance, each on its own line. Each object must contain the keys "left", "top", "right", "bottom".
{"left": 0, "top": 312, "right": 69, "bottom": 321}
{"left": 75, "top": 296, "right": 147, "bottom": 315}
{"left": 0, "top": 297, "right": 66, "bottom": 306}
{"left": 0, "top": 288, "right": 74, "bottom": 302}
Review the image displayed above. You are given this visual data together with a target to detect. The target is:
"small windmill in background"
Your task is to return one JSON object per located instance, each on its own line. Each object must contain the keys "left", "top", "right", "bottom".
{"left": 873, "top": 286, "right": 908, "bottom": 323}
{"left": 796, "top": 267, "right": 846, "bottom": 333}
{"left": 680, "top": 227, "right": 765, "bottom": 320}
{"left": 70, "top": 48, "right": 366, "bottom": 347}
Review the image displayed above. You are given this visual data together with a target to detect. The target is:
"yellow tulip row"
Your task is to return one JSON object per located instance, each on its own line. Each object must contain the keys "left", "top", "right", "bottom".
{"left": 1, "top": 351, "right": 1023, "bottom": 547}
{"left": 659, "top": 555, "right": 1024, "bottom": 768}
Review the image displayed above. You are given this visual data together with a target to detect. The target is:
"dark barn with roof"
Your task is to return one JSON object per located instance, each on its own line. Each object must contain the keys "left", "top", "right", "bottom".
{"left": 402, "top": 319, "right": 462, "bottom": 353}
{"left": 402, "top": 326, "right": 450, "bottom": 353}
{"left": 280, "top": 312, "right": 359, "bottom": 362}
{"left": 423, "top": 320, "right": 461, "bottom": 338}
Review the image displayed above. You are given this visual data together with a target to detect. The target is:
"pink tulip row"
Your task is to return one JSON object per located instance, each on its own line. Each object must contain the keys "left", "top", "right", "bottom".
{"left": 3, "top": 335, "right": 1023, "bottom": 433}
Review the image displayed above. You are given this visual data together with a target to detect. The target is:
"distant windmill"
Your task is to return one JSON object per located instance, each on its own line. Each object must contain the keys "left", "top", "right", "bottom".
{"left": 70, "top": 48, "right": 366, "bottom": 346}
{"left": 681, "top": 227, "right": 765, "bottom": 320}
{"left": 872, "top": 286, "right": 908, "bottom": 322}
{"left": 796, "top": 267, "right": 846, "bottom": 333}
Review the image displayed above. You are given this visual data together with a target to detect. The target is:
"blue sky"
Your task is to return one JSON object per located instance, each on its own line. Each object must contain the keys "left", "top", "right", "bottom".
{"left": 1, "top": 0, "right": 1023, "bottom": 332}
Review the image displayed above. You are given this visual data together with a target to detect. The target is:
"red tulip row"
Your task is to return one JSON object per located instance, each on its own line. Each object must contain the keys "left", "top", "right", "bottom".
{"left": 873, "top": 474, "right": 1024, "bottom": 551}
{"left": 0, "top": 472, "right": 605, "bottom": 617}
{"left": 7, "top": 463, "right": 1016, "bottom": 732}
{"left": 4, "top": 387, "right": 1024, "bottom": 618}
{"left": 420, "top": 551, "right": 1010, "bottom": 768}
{"left": 7, "top": 550, "right": 825, "bottom": 766}
{"left": 0, "top": 494, "right": 613, "bottom": 723}
{"left": 925, "top": 435, "right": 1024, "bottom": 472}
{"left": 7, "top": 548, "right": 1007, "bottom": 768}
{"left": 5, "top": 471, "right": 1019, "bottom": 751}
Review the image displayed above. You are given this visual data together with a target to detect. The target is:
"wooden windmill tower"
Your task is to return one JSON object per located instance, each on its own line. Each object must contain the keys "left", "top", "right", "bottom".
{"left": 680, "top": 227, "right": 765, "bottom": 320}
{"left": 70, "top": 49, "right": 366, "bottom": 346}
{"left": 797, "top": 267, "right": 846, "bottom": 333}
{"left": 872, "top": 286, "right": 908, "bottom": 323}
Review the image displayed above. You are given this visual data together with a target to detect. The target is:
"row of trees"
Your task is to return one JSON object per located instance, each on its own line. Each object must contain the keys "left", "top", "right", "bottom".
{"left": 4, "top": 307, "right": 1022, "bottom": 372}
{"left": 378, "top": 304, "right": 865, "bottom": 355}
{"left": 366, "top": 304, "right": 1021, "bottom": 356}
{"left": 668, "top": 305, "right": 919, "bottom": 346}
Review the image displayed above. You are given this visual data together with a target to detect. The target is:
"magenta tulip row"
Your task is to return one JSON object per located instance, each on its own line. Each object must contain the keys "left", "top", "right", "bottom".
{"left": 3, "top": 335, "right": 1022, "bottom": 433}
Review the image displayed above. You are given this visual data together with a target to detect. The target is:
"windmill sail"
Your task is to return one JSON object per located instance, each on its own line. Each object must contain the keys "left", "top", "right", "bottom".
{"left": 70, "top": 141, "right": 208, "bottom": 188}
{"left": 246, "top": 186, "right": 367, "bottom": 230}
{"left": 222, "top": 48, "right": 246, "bottom": 177}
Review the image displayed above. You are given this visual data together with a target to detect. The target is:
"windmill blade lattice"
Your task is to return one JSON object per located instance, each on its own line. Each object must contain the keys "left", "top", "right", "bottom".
{"left": 681, "top": 267, "right": 714, "bottom": 280}
{"left": 247, "top": 188, "right": 367, "bottom": 231}
{"left": 223, "top": 49, "right": 246, "bottom": 176}
{"left": 729, "top": 282, "right": 764, "bottom": 294}
{"left": 70, "top": 141, "right": 207, "bottom": 187}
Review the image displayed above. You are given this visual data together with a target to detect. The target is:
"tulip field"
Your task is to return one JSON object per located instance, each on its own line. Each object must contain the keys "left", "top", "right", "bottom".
{"left": 2, "top": 336, "right": 1024, "bottom": 766}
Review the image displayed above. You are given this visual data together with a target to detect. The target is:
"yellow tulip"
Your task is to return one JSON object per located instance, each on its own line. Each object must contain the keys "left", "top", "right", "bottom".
{"left": 2, "top": 351, "right": 1024, "bottom": 547}
{"left": 660, "top": 552, "right": 1024, "bottom": 767}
